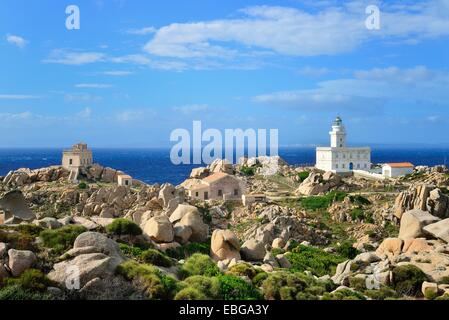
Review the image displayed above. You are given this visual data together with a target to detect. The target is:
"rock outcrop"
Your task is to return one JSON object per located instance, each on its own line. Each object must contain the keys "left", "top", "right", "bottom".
{"left": 210, "top": 229, "right": 241, "bottom": 261}
{"left": 295, "top": 171, "right": 342, "bottom": 196}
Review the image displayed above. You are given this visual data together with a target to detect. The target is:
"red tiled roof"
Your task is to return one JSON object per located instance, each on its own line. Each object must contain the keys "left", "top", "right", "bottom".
{"left": 385, "top": 162, "right": 414, "bottom": 168}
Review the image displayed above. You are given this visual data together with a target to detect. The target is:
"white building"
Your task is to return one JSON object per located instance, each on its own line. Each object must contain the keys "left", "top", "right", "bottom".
{"left": 316, "top": 117, "right": 371, "bottom": 173}
{"left": 117, "top": 174, "right": 133, "bottom": 187}
{"left": 382, "top": 163, "right": 414, "bottom": 178}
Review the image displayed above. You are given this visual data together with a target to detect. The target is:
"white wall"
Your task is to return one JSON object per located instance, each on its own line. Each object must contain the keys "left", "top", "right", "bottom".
{"left": 382, "top": 166, "right": 414, "bottom": 177}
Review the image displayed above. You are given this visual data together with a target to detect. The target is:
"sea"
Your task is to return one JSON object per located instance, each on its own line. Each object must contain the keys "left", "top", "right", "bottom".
{"left": 0, "top": 147, "right": 448, "bottom": 186}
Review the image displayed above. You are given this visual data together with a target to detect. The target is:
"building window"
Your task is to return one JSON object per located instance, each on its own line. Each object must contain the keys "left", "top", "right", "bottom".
{"left": 364, "top": 164, "right": 367, "bottom": 168}
{"left": 195, "top": 192, "right": 199, "bottom": 197}
{"left": 69, "top": 159, "right": 73, "bottom": 165}
{"left": 234, "top": 189, "right": 239, "bottom": 196}
{"left": 125, "top": 180, "right": 129, "bottom": 186}
{"left": 335, "top": 164, "right": 339, "bottom": 169}
{"left": 357, "top": 164, "right": 360, "bottom": 169}
{"left": 342, "top": 164, "right": 345, "bottom": 168}
{"left": 204, "top": 192, "right": 209, "bottom": 200}
{"left": 218, "top": 190, "right": 223, "bottom": 197}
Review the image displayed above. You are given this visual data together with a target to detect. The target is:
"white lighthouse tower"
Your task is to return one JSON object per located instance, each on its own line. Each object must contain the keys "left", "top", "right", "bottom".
{"left": 316, "top": 117, "right": 371, "bottom": 173}
{"left": 330, "top": 116, "right": 346, "bottom": 148}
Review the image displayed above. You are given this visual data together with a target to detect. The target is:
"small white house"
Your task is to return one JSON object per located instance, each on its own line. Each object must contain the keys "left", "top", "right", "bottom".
{"left": 382, "top": 163, "right": 414, "bottom": 178}
{"left": 117, "top": 174, "right": 133, "bottom": 187}
{"left": 242, "top": 193, "right": 267, "bottom": 206}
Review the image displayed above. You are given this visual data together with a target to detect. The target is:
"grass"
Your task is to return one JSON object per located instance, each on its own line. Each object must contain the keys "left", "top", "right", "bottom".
{"left": 299, "top": 191, "right": 347, "bottom": 211}
{"left": 106, "top": 218, "right": 142, "bottom": 236}
{"left": 39, "top": 225, "right": 87, "bottom": 255}
{"left": 285, "top": 245, "right": 346, "bottom": 277}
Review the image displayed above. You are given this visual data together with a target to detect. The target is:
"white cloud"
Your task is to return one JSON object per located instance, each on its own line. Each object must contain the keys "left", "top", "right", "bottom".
{"left": 173, "top": 104, "right": 209, "bottom": 114}
{"left": 110, "top": 54, "right": 151, "bottom": 65}
{"left": 127, "top": 27, "right": 157, "bottom": 35}
{"left": 6, "top": 34, "right": 27, "bottom": 48}
{"left": 75, "top": 83, "right": 113, "bottom": 89}
{"left": 64, "top": 93, "right": 103, "bottom": 102}
{"left": 44, "top": 49, "right": 106, "bottom": 65}
{"left": 102, "top": 70, "right": 133, "bottom": 76}
{"left": 253, "top": 65, "right": 449, "bottom": 109}
{"left": 0, "top": 94, "right": 42, "bottom": 100}
{"left": 298, "top": 67, "right": 331, "bottom": 77}
{"left": 115, "top": 109, "right": 156, "bottom": 122}
{"left": 143, "top": 1, "right": 449, "bottom": 59}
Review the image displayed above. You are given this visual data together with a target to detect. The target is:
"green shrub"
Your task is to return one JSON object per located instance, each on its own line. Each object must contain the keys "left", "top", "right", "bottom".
{"left": 181, "top": 276, "right": 221, "bottom": 299}
{"left": 141, "top": 249, "right": 173, "bottom": 268}
{"left": 392, "top": 265, "right": 427, "bottom": 297}
{"left": 78, "top": 182, "right": 88, "bottom": 189}
{"left": 116, "top": 260, "right": 178, "bottom": 299}
{"left": 286, "top": 245, "right": 345, "bottom": 277}
{"left": 322, "top": 289, "right": 366, "bottom": 300}
{"left": 364, "top": 286, "right": 401, "bottom": 300}
{"left": 226, "top": 263, "right": 258, "bottom": 280}
{"left": 16, "top": 224, "right": 44, "bottom": 237}
{"left": 39, "top": 225, "right": 87, "bottom": 254}
{"left": 350, "top": 208, "right": 365, "bottom": 221}
{"left": 297, "top": 171, "right": 310, "bottom": 182}
{"left": 300, "top": 191, "right": 347, "bottom": 211}
{"left": 438, "top": 276, "right": 449, "bottom": 285}
{"left": 435, "top": 293, "right": 449, "bottom": 300}
{"left": 106, "top": 218, "right": 142, "bottom": 236}
{"left": 261, "top": 271, "right": 332, "bottom": 300}
{"left": 174, "top": 287, "right": 207, "bottom": 300}
{"left": 119, "top": 243, "right": 145, "bottom": 258}
{"left": 179, "top": 254, "right": 220, "bottom": 278}
{"left": 335, "top": 240, "right": 359, "bottom": 259}
{"left": 252, "top": 272, "right": 268, "bottom": 287}
{"left": 348, "top": 277, "right": 366, "bottom": 291}
{"left": 240, "top": 166, "right": 256, "bottom": 176}
{"left": 349, "top": 195, "right": 371, "bottom": 205}
{"left": 0, "top": 269, "right": 54, "bottom": 300}
{"left": 0, "top": 285, "right": 53, "bottom": 300}
{"left": 0, "top": 229, "right": 36, "bottom": 251}
{"left": 165, "top": 242, "right": 210, "bottom": 260}
{"left": 218, "top": 275, "right": 262, "bottom": 300}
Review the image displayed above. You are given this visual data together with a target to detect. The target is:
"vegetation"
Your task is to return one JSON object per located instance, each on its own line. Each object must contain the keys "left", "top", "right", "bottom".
{"left": 141, "top": 249, "right": 173, "bottom": 268}
{"left": 322, "top": 289, "right": 366, "bottom": 300}
{"left": 179, "top": 254, "right": 221, "bottom": 279}
{"left": 226, "top": 263, "right": 259, "bottom": 280}
{"left": 217, "top": 274, "right": 262, "bottom": 300}
{"left": 0, "top": 225, "right": 42, "bottom": 251}
{"left": 116, "top": 260, "right": 178, "bottom": 299}
{"left": 39, "top": 225, "right": 87, "bottom": 255}
{"left": 261, "top": 271, "right": 334, "bottom": 300}
{"left": 364, "top": 286, "right": 401, "bottom": 300}
{"left": 297, "top": 171, "right": 310, "bottom": 182}
{"left": 106, "top": 218, "right": 142, "bottom": 236}
{"left": 335, "top": 240, "right": 359, "bottom": 259}
{"left": 240, "top": 166, "right": 256, "bottom": 176}
{"left": 286, "top": 245, "right": 345, "bottom": 277}
{"left": 177, "top": 276, "right": 221, "bottom": 300}
{"left": 0, "top": 269, "right": 54, "bottom": 300}
{"left": 78, "top": 182, "right": 88, "bottom": 189}
{"left": 300, "top": 191, "right": 347, "bottom": 211}
{"left": 165, "top": 242, "right": 210, "bottom": 260}
{"left": 392, "top": 265, "right": 428, "bottom": 296}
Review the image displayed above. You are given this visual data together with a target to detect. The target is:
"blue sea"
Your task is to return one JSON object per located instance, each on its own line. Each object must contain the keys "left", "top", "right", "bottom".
{"left": 0, "top": 147, "right": 448, "bottom": 185}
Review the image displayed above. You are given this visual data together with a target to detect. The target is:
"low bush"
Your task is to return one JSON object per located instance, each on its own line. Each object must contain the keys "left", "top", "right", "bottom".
{"left": 240, "top": 166, "right": 256, "bottom": 176}
{"left": 141, "top": 249, "right": 173, "bottom": 268}
{"left": 0, "top": 228, "right": 36, "bottom": 251}
{"left": 180, "top": 276, "right": 221, "bottom": 299}
{"left": 322, "top": 289, "right": 366, "bottom": 300}
{"left": 364, "top": 286, "right": 401, "bottom": 300}
{"left": 0, "top": 269, "right": 54, "bottom": 300}
{"left": 252, "top": 272, "right": 268, "bottom": 287}
{"left": 179, "top": 254, "right": 220, "bottom": 279}
{"left": 106, "top": 218, "right": 142, "bottom": 236}
{"left": 286, "top": 245, "right": 345, "bottom": 277}
{"left": 116, "top": 260, "right": 178, "bottom": 299}
{"left": 165, "top": 242, "right": 210, "bottom": 260}
{"left": 335, "top": 240, "right": 359, "bottom": 259}
{"left": 174, "top": 287, "right": 207, "bottom": 300}
{"left": 218, "top": 275, "right": 262, "bottom": 300}
{"left": 392, "top": 265, "right": 427, "bottom": 297}
{"left": 78, "top": 182, "right": 88, "bottom": 189}
{"left": 300, "top": 191, "right": 347, "bottom": 211}
{"left": 297, "top": 171, "right": 310, "bottom": 182}
{"left": 39, "top": 225, "right": 87, "bottom": 255}
{"left": 226, "top": 263, "right": 258, "bottom": 280}
{"left": 261, "top": 271, "right": 333, "bottom": 300}
{"left": 119, "top": 243, "right": 145, "bottom": 258}
{"left": 349, "top": 195, "right": 371, "bottom": 205}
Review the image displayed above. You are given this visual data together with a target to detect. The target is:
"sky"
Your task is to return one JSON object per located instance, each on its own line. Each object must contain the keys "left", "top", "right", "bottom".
{"left": 1, "top": 0, "right": 449, "bottom": 148}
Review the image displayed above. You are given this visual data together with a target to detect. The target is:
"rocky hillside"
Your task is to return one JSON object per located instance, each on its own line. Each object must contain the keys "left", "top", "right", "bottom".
{"left": 1, "top": 160, "right": 449, "bottom": 300}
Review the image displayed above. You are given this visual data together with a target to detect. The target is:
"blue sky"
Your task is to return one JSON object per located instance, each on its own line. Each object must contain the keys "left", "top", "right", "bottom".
{"left": 1, "top": 0, "right": 449, "bottom": 148}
